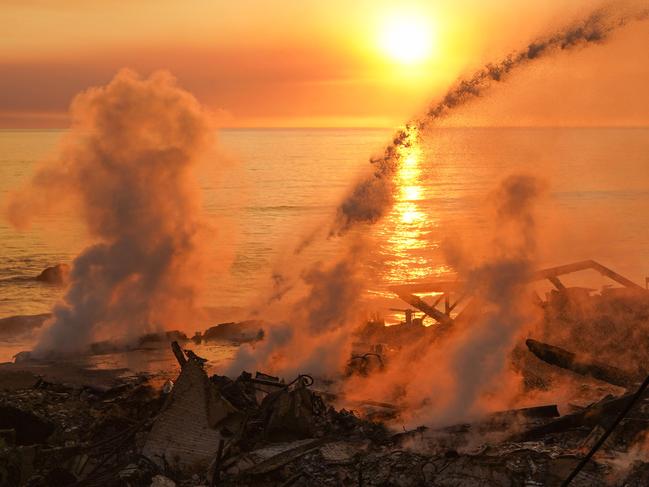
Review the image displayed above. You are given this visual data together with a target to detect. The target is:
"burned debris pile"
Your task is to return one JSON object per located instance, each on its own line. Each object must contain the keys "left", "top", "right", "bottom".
{"left": 0, "top": 370, "right": 164, "bottom": 486}
{"left": 2, "top": 260, "right": 649, "bottom": 486}
{"left": 2, "top": 344, "right": 649, "bottom": 486}
{"left": 0, "top": 347, "right": 387, "bottom": 487}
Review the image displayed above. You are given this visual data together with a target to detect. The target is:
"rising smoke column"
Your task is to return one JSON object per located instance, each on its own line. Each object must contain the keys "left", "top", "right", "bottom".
{"left": 331, "top": 5, "right": 648, "bottom": 235}
{"left": 5, "top": 70, "right": 215, "bottom": 354}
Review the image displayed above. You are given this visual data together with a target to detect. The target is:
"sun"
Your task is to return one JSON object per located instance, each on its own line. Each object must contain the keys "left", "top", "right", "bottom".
{"left": 379, "top": 14, "right": 435, "bottom": 65}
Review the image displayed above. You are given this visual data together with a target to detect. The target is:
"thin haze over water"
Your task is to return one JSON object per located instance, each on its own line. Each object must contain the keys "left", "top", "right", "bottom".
{"left": 1, "top": 127, "right": 649, "bottom": 320}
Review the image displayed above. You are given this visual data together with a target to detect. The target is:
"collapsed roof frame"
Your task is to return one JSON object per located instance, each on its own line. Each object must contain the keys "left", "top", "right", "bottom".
{"left": 389, "top": 260, "right": 647, "bottom": 327}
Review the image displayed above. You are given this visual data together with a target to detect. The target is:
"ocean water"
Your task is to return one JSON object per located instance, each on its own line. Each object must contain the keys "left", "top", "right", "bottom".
{"left": 1, "top": 127, "right": 649, "bottom": 323}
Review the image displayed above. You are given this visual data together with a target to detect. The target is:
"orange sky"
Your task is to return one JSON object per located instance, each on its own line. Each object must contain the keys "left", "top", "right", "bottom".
{"left": 1, "top": 0, "right": 648, "bottom": 128}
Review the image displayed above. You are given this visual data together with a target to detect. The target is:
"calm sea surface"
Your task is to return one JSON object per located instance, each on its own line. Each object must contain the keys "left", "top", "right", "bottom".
{"left": 2, "top": 127, "right": 649, "bottom": 322}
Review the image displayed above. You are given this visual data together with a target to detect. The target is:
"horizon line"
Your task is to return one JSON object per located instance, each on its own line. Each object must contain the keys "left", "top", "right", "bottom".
{"left": 2, "top": 124, "right": 649, "bottom": 131}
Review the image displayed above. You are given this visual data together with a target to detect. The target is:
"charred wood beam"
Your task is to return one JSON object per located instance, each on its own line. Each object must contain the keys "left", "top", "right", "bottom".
{"left": 390, "top": 260, "right": 644, "bottom": 299}
{"left": 532, "top": 260, "right": 645, "bottom": 291}
{"left": 431, "top": 294, "right": 444, "bottom": 308}
{"left": 526, "top": 339, "right": 636, "bottom": 388}
{"left": 448, "top": 293, "right": 468, "bottom": 313}
{"left": 171, "top": 341, "right": 187, "bottom": 368}
{"left": 516, "top": 393, "right": 634, "bottom": 441}
{"left": 488, "top": 404, "right": 559, "bottom": 421}
{"left": 548, "top": 276, "right": 566, "bottom": 292}
{"left": 472, "top": 405, "right": 561, "bottom": 433}
{"left": 391, "top": 260, "right": 644, "bottom": 325}
{"left": 589, "top": 260, "right": 645, "bottom": 291}
{"left": 395, "top": 292, "right": 454, "bottom": 327}
{"left": 429, "top": 405, "right": 560, "bottom": 439}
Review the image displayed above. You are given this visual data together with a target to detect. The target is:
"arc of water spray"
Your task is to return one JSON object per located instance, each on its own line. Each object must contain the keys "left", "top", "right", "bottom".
{"left": 331, "top": 5, "right": 649, "bottom": 236}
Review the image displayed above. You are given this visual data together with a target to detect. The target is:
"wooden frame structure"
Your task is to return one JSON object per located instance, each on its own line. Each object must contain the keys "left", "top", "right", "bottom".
{"left": 389, "top": 260, "right": 646, "bottom": 327}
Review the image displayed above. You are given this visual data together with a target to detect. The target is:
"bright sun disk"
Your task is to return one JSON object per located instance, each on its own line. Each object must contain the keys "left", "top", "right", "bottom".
{"left": 380, "top": 15, "right": 434, "bottom": 65}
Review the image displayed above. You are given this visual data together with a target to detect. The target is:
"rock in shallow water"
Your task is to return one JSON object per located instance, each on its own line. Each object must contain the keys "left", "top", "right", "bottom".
{"left": 201, "top": 320, "right": 265, "bottom": 343}
{"left": 35, "top": 263, "right": 69, "bottom": 285}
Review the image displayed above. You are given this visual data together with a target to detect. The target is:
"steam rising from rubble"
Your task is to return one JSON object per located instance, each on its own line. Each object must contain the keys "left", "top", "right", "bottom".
{"left": 331, "top": 5, "right": 648, "bottom": 236}
{"left": 346, "top": 175, "right": 546, "bottom": 425}
{"left": 228, "top": 242, "right": 368, "bottom": 378}
{"left": 5, "top": 70, "right": 214, "bottom": 353}
{"left": 243, "top": 5, "right": 648, "bottom": 404}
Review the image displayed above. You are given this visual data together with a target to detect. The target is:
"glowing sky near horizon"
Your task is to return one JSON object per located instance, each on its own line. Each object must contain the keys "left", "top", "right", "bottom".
{"left": 1, "top": 0, "right": 648, "bottom": 128}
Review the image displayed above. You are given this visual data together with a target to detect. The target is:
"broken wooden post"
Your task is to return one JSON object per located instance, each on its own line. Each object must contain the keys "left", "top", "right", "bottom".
{"left": 171, "top": 341, "right": 187, "bottom": 368}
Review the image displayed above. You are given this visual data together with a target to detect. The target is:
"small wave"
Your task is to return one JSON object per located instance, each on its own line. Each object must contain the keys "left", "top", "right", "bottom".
{"left": 245, "top": 205, "right": 331, "bottom": 213}
{"left": 0, "top": 276, "right": 37, "bottom": 284}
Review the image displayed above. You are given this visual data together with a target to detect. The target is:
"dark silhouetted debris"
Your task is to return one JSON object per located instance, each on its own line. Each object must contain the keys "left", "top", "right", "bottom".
{"left": 561, "top": 372, "right": 649, "bottom": 486}
{"left": 170, "top": 340, "right": 187, "bottom": 368}
{"left": 347, "top": 352, "right": 384, "bottom": 376}
{"left": 526, "top": 338, "right": 638, "bottom": 388}
{"left": 143, "top": 350, "right": 239, "bottom": 471}
{"left": 0, "top": 406, "right": 54, "bottom": 445}
{"left": 259, "top": 377, "right": 323, "bottom": 441}
{"left": 1, "top": 337, "right": 649, "bottom": 486}
{"left": 517, "top": 393, "right": 635, "bottom": 442}
{"left": 0, "top": 370, "right": 41, "bottom": 391}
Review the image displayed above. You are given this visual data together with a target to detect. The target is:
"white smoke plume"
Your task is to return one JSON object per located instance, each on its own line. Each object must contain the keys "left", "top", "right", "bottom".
{"left": 343, "top": 174, "right": 545, "bottom": 426}
{"left": 5, "top": 70, "right": 215, "bottom": 354}
{"left": 432, "top": 175, "right": 545, "bottom": 422}
{"left": 227, "top": 241, "right": 369, "bottom": 378}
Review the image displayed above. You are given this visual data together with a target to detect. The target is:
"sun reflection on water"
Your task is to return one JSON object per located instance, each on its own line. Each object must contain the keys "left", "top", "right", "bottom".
{"left": 376, "top": 125, "right": 444, "bottom": 286}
